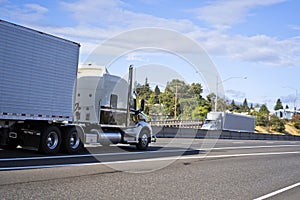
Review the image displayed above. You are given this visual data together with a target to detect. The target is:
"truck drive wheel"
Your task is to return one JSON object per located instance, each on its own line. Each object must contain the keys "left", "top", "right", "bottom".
{"left": 62, "top": 126, "right": 83, "bottom": 154}
{"left": 136, "top": 129, "right": 150, "bottom": 150}
{"left": 39, "top": 125, "right": 61, "bottom": 155}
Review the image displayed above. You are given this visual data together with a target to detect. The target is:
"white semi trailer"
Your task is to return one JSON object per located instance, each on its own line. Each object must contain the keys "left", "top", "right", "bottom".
{"left": 201, "top": 112, "right": 255, "bottom": 133}
{"left": 0, "top": 20, "right": 154, "bottom": 154}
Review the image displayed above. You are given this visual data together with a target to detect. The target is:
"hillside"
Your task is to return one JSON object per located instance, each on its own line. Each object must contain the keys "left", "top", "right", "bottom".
{"left": 255, "top": 123, "right": 300, "bottom": 136}
{"left": 284, "top": 123, "right": 300, "bottom": 136}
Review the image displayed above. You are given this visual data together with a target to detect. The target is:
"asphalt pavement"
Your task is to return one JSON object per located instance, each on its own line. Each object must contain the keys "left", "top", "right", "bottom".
{"left": 1, "top": 138, "right": 300, "bottom": 200}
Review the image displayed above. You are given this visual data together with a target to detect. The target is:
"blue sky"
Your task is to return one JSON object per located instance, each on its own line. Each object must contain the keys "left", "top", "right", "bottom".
{"left": 1, "top": 0, "right": 300, "bottom": 110}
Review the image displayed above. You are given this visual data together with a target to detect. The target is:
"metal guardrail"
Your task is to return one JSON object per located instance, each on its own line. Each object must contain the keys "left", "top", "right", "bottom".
{"left": 152, "top": 126, "right": 300, "bottom": 141}
{"left": 150, "top": 120, "right": 203, "bottom": 129}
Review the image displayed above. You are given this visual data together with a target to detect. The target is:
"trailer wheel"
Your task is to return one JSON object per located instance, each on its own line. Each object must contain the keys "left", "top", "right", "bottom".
{"left": 39, "top": 126, "right": 61, "bottom": 155}
{"left": 136, "top": 129, "right": 150, "bottom": 150}
{"left": 62, "top": 127, "right": 83, "bottom": 154}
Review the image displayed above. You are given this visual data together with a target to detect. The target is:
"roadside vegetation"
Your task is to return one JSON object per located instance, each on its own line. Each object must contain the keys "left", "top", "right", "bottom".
{"left": 136, "top": 78, "right": 300, "bottom": 134}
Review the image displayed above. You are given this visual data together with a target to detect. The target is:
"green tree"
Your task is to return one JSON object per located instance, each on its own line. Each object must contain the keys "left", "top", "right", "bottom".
{"left": 270, "top": 115, "right": 285, "bottom": 132}
{"left": 148, "top": 92, "right": 156, "bottom": 105}
{"left": 274, "top": 98, "right": 283, "bottom": 110}
{"left": 256, "top": 113, "right": 269, "bottom": 126}
{"left": 179, "top": 98, "right": 197, "bottom": 119}
{"left": 136, "top": 78, "right": 152, "bottom": 100}
{"left": 167, "top": 79, "right": 190, "bottom": 98}
{"left": 158, "top": 86, "right": 178, "bottom": 118}
{"left": 188, "top": 83, "right": 203, "bottom": 99}
{"left": 241, "top": 98, "right": 250, "bottom": 112}
{"left": 154, "top": 85, "right": 160, "bottom": 104}
{"left": 207, "top": 93, "right": 227, "bottom": 112}
{"left": 259, "top": 104, "right": 270, "bottom": 114}
{"left": 256, "top": 104, "right": 270, "bottom": 126}
{"left": 192, "top": 104, "right": 210, "bottom": 119}
{"left": 285, "top": 105, "right": 289, "bottom": 109}
{"left": 228, "top": 99, "right": 239, "bottom": 112}
{"left": 136, "top": 78, "right": 209, "bottom": 120}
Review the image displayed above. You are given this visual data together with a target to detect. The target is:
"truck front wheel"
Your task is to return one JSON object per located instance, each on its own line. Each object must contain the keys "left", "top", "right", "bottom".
{"left": 39, "top": 126, "right": 61, "bottom": 155}
{"left": 136, "top": 129, "right": 150, "bottom": 150}
{"left": 62, "top": 126, "right": 83, "bottom": 154}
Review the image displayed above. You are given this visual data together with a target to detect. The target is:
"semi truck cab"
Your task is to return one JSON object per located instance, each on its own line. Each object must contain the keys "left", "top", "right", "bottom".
{"left": 74, "top": 66, "right": 153, "bottom": 150}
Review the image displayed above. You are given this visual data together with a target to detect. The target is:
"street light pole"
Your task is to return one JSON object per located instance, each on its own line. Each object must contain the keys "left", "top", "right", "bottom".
{"left": 215, "top": 76, "right": 247, "bottom": 112}
{"left": 283, "top": 86, "right": 298, "bottom": 112}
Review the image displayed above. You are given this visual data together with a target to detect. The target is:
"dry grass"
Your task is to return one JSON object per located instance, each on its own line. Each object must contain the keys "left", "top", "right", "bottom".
{"left": 255, "top": 126, "right": 284, "bottom": 135}
{"left": 284, "top": 123, "right": 300, "bottom": 136}
{"left": 255, "top": 124, "right": 300, "bottom": 136}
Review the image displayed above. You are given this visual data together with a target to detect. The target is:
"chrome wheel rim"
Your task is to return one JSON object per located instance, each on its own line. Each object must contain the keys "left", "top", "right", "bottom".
{"left": 47, "top": 131, "right": 59, "bottom": 150}
{"left": 141, "top": 133, "right": 148, "bottom": 146}
{"left": 70, "top": 131, "right": 80, "bottom": 149}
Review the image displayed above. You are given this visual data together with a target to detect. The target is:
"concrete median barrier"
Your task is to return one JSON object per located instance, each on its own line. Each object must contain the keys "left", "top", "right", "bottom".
{"left": 152, "top": 126, "right": 300, "bottom": 141}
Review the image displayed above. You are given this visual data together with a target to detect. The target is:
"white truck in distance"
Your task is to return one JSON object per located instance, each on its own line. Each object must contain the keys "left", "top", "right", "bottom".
{"left": 201, "top": 112, "right": 255, "bottom": 133}
{"left": 0, "top": 19, "right": 154, "bottom": 154}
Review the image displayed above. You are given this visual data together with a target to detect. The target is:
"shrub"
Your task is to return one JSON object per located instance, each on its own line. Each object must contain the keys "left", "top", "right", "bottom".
{"left": 270, "top": 115, "right": 285, "bottom": 133}
{"left": 291, "top": 114, "right": 300, "bottom": 129}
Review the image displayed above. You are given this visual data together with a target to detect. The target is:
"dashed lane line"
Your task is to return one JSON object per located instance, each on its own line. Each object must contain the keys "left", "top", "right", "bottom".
{"left": 254, "top": 182, "right": 300, "bottom": 200}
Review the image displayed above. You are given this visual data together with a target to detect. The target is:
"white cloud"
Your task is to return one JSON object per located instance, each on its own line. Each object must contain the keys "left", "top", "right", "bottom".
{"left": 0, "top": 3, "right": 48, "bottom": 23}
{"left": 225, "top": 89, "right": 247, "bottom": 104}
{"left": 2, "top": 0, "right": 298, "bottom": 68}
{"left": 57, "top": 0, "right": 300, "bottom": 67}
{"left": 289, "top": 24, "right": 300, "bottom": 31}
{"left": 61, "top": 0, "right": 124, "bottom": 26}
{"left": 191, "top": 0, "right": 287, "bottom": 29}
{"left": 227, "top": 34, "right": 299, "bottom": 66}
{"left": 25, "top": 4, "right": 48, "bottom": 14}
{"left": 226, "top": 89, "right": 245, "bottom": 99}
{"left": 60, "top": 0, "right": 198, "bottom": 33}
{"left": 189, "top": 31, "right": 300, "bottom": 67}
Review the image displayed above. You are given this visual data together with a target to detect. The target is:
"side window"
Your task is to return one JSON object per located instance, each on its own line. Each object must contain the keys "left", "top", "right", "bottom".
{"left": 110, "top": 94, "right": 118, "bottom": 108}
{"left": 129, "top": 97, "right": 136, "bottom": 110}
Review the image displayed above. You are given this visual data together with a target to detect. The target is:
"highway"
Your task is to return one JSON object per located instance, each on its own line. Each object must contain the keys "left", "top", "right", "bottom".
{"left": 1, "top": 138, "right": 300, "bottom": 199}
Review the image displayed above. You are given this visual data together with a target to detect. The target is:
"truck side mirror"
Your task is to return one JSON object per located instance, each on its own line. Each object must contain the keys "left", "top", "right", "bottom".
{"left": 140, "top": 99, "right": 145, "bottom": 112}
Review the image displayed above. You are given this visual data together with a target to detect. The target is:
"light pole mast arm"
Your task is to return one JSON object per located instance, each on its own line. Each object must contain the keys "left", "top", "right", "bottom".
{"left": 215, "top": 76, "right": 247, "bottom": 112}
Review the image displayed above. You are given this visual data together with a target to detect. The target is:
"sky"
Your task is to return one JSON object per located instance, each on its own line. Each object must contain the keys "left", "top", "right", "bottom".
{"left": 1, "top": 0, "right": 300, "bottom": 111}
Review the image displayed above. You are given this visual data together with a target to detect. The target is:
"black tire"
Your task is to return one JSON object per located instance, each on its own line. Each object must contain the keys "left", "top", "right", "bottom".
{"left": 62, "top": 126, "right": 83, "bottom": 154}
{"left": 39, "top": 125, "right": 62, "bottom": 155}
{"left": 136, "top": 129, "right": 150, "bottom": 150}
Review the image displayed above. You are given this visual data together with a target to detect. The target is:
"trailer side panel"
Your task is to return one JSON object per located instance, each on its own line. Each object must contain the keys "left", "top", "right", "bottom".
{"left": 0, "top": 20, "right": 80, "bottom": 121}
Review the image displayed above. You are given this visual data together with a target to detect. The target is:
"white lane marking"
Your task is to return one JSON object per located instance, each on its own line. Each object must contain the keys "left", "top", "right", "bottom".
{"left": 0, "top": 149, "right": 187, "bottom": 161}
{"left": 232, "top": 142, "right": 245, "bottom": 144}
{"left": 1, "top": 151, "right": 300, "bottom": 171}
{"left": 253, "top": 182, "right": 300, "bottom": 200}
{"left": 0, "top": 144, "right": 300, "bottom": 162}
{"left": 211, "top": 144, "right": 300, "bottom": 150}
